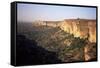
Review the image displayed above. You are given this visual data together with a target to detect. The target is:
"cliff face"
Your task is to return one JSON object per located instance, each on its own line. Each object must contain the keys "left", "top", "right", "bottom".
{"left": 60, "top": 19, "right": 96, "bottom": 43}
{"left": 33, "top": 19, "right": 96, "bottom": 43}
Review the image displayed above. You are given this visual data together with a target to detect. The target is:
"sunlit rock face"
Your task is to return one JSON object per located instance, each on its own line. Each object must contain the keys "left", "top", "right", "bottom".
{"left": 88, "top": 21, "right": 96, "bottom": 43}
{"left": 60, "top": 19, "right": 96, "bottom": 43}
{"left": 60, "top": 20, "right": 74, "bottom": 34}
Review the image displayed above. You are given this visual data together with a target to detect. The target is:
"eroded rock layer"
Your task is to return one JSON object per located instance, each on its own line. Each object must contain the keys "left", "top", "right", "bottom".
{"left": 60, "top": 19, "right": 96, "bottom": 43}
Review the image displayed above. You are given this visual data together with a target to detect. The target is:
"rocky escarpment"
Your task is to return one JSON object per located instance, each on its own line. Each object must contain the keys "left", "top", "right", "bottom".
{"left": 60, "top": 19, "right": 96, "bottom": 43}
{"left": 33, "top": 19, "right": 96, "bottom": 43}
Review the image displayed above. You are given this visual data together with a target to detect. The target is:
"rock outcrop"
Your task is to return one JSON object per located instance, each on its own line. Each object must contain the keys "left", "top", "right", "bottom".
{"left": 60, "top": 19, "right": 96, "bottom": 43}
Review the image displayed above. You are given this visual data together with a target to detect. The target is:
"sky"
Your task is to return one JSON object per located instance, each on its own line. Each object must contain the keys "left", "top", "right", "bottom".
{"left": 17, "top": 3, "right": 96, "bottom": 22}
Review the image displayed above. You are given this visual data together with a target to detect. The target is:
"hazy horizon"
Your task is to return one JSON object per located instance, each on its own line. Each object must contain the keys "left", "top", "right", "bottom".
{"left": 17, "top": 3, "right": 96, "bottom": 23}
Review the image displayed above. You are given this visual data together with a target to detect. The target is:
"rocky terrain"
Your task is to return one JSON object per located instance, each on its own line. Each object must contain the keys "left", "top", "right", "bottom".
{"left": 17, "top": 19, "right": 97, "bottom": 65}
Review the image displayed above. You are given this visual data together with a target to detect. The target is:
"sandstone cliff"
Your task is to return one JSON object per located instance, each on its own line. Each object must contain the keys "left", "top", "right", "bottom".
{"left": 60, "top": 19, "right": 96, "bottom": 43}
{"left": 33, "top": 19, "right": 96, "bottom": 43}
